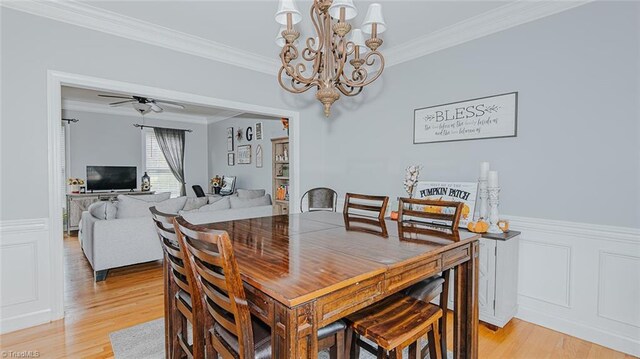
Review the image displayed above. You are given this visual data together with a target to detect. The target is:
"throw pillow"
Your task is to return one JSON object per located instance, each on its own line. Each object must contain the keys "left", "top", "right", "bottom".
{"left": 183, "top": 197, "right": 208, "bottom": 211}
{"left": 155, "top": 196, "right": 188, "bottom": 215}
{"left": 88, "top": 201, "right": 117, "bottom": 220}
{"left": 237, "top": 189, "right": 266, "bottom": 199}
{"left": 229, "top": 194, "right": 272, "bottom": 209}
{"left": 125, "top": 192, "right": 171, "bottom": 202}
{"left": 116, "top": 195, "right": 157, "bottom": 218}
{"left": 197, "top": 196, "right": 231, "bottom": 212}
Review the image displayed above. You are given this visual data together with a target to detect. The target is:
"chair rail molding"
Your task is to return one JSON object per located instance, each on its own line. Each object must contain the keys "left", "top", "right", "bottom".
{"left": 2, "top": 0, "right": 592, "bottom": 73}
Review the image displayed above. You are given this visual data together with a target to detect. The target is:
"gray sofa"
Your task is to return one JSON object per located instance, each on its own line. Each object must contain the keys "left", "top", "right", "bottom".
{"left": 78, "top": 190, "right": 272, "bottom": 281}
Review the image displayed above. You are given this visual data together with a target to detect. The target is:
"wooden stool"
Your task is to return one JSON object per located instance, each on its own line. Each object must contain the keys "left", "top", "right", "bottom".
{"left": 346, "top": 294, "right": 443, "bottom": 359}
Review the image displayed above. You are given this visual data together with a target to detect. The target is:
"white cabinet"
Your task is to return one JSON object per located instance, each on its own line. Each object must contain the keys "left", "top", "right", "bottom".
{"left": 447, "top": 231, "right": 520, "bottom": 329}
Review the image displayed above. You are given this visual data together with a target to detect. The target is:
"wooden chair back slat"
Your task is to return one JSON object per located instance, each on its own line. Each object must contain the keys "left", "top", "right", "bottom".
{"left": 150, "top": 207, "right": 192, "bottom": 293}
{"left": 202, "top": 282, "right": 235, "bottom": 314}
{"left": 174, "top": 216, "right": 256, "bottom": 359}
{"left": 343, "top": 193, "right": 389, "bottom": 220}
{"left": 343, "top": 193, "right": 390, "bottom": 237}
{"left": 207, "top": 300, "right": 240, "bottom": 336}
{"left": 401, "top": 209, "right": 457, "bottom": 222}
{"left": 191, "top": 255, "right": 228, "bottom": 295}
{"left": 397, "top": 198, "right": 464, "bottom": 239}
{"left": 150, "top": 206, "right": 206, "bottom": 358}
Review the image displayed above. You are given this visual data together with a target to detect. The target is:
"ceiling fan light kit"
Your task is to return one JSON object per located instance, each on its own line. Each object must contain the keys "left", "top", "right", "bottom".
{"left": 275, "top": 0, "right": 386, "bottom": 117}
{"left": 98, "top": 94, "right": 185, "bottom": 115}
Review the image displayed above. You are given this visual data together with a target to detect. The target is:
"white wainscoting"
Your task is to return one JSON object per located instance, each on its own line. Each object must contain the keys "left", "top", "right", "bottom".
{"left": 0, "top": 218, "right": 53, "bottom": 334}
{"left": 506, "top": 215, "right": 640, "bottom": 357}
{"left": 338, "top": 198, "right": 639, "bottom": 355}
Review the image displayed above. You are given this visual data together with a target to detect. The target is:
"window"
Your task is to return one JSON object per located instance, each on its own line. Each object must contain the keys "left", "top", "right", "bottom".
{"left": 144, "top": 130, "right": 181, "bottom": 197}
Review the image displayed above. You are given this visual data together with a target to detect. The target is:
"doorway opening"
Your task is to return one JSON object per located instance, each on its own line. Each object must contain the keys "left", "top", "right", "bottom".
{"left": 48, "top": 71, "right": 300, "bottom": 328}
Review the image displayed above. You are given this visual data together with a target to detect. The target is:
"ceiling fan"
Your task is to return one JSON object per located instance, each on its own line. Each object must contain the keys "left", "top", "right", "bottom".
{"left": 98, "top": 94, "right": 185, "bottom": 115}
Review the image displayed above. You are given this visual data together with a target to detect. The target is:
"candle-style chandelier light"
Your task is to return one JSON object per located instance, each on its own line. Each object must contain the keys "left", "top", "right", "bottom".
{"left": 275, "top": 0, "right": 387, "bottom": 117}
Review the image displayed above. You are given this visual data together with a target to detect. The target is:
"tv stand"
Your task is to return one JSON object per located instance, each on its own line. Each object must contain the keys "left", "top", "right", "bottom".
{"left": 65, "top": 191, "right": 155, "bottom": 235}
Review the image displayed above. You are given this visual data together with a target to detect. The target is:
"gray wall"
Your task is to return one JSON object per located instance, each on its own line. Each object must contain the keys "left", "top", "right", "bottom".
{"left": 0, "top": 7, "right": 328, "bottom": 221}
{"left": 2, "top": 2, "right": 638, "bottom": 228}
{"left": 62, "top": 109, "right": 209, "bottom": 196}
{"left": 316, "top": 2, "right": 640, "bottom": 228}
{"left": 208, "top": 115, "right": 287, "bottom": 194}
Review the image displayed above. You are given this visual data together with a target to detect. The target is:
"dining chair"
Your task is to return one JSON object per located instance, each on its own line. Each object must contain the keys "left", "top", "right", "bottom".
{"left": 174, "top": 216, "right": 347, "bottom": 359}
{"left": 192, "top": 185, "right": 206, "bottom": 198}
{"left": 398, "top": 197, "right": 465, "bottom": 358}
{"left": 150, "top": 206, "right": 205, "bottom": 359}
{"left": 345, "top": 293, "right": 444, "bottom": 359}
{"left": 300, "top": 187, "right": 338, "bottom": 212}
{"left": 343, "top": 193, "right": 389, "bottom": 236}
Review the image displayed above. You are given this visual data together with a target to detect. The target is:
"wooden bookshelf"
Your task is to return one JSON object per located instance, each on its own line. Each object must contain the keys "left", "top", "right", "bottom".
{"left": 271, "top": 137, "right": 289, "bottom": 215}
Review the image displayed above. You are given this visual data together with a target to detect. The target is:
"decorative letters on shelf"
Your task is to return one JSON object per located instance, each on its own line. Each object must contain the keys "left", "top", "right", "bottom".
{"left": 414, "top": 92, "right": 517, "bottom": 144}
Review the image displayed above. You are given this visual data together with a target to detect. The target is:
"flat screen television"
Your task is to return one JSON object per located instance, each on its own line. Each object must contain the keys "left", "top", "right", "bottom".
{"left": 86, "top": 166, "right": 137, "bottom": 191}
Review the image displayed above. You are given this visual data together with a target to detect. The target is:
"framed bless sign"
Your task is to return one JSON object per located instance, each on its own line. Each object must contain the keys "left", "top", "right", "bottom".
{"left": 414, "top": 92, "right": 517, "bottom": 144}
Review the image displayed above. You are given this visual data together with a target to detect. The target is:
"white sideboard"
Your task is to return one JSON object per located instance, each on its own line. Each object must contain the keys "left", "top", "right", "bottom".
{"left": 444, "top": 230, "right": 520, "bottom": 329}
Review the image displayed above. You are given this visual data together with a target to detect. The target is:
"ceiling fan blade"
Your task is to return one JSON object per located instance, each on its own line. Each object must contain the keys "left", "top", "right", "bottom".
{"left": 109, "top": 100, "right": 136, "bottom": 106}
{"left": 149, "top": 102, "right": 163, "bottom": 113}
{"left": 155, "top": 101, "right": 185, "bottom": 109}
{"left": 99, "top": 94, "right": 133, "bottom": 99}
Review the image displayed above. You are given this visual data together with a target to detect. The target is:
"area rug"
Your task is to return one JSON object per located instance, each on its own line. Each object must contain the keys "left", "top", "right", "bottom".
{"left": 110, "top": 319, "right": 452, "bottom": 359}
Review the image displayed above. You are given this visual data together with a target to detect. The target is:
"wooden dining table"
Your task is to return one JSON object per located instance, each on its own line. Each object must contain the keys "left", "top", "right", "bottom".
{"left": 177, "top": 211, "right": 480, "bottom": 359}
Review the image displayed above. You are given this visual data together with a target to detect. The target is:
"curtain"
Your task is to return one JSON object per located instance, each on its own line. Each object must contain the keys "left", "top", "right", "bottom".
{"left": 153, "top": 128, "right": 186, "bottom": 196}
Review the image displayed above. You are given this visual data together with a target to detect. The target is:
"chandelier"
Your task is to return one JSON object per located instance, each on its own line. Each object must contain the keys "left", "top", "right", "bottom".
{"left": 275, "top": 0, "right": 386, "bottom": 117}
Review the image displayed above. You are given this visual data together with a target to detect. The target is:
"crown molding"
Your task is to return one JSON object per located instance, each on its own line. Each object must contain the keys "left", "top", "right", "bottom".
{"left": 3, "top": 0, "right": 591, "bottom": 74}
{"left": 384, "top": 1, "right": 592, "bottom": 67}
{"left": 1, "top": 0, "right": 279, "bottom": 75}
{"left": 62, "top": 99, "right": 209, "bottom": 125}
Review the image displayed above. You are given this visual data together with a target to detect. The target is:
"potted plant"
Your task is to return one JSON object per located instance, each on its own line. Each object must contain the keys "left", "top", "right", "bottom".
{"left": 67, "top": 178, "right": 85, "bottom": 194}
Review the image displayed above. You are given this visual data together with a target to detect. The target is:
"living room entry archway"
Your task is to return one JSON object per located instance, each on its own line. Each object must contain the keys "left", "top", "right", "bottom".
{"left": 46, "top": 70, "right": 301, "bottom": 320}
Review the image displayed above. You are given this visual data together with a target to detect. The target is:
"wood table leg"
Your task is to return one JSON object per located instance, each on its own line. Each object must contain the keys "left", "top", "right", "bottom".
{"left": 273, "top": 301, "right": 319, "bottom": 358}
{"left": 453, "top": 241, "right": 479, "bottom": 359}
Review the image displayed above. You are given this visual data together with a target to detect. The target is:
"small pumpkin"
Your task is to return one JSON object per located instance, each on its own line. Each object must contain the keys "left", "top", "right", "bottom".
{"left": 467, "top": 220, "right": 489, "bottom": 233}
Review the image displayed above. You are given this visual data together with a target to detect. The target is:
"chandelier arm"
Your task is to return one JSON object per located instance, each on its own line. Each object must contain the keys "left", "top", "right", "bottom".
{"left": 340, "top": 51, "right": 385, "bottom": 88}
{"left": 310, "top": 2, "right": 324, "bottom": 54}
{"left": 292, "top": 62, "right": 320, "bottom": 84}
{"left": 334, "top": 36, "right": 350, "bottom": 83}
{"left": 278, "top": 67, "right": 315, "bottom": 94}
{"left": 336, "top": 82, "right": 364, "bottom": 97}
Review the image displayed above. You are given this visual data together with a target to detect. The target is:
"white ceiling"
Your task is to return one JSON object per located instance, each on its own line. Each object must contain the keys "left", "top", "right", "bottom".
{"left": 87, "top": 1, "right": 505, "bottom": 59}
{"left": 62, "top": 86, "right": 245, "bottom": 123}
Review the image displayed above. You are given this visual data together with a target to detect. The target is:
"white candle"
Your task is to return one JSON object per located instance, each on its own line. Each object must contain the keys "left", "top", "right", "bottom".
{"left": 488, "top": 170, "right": 499, "bottom": 187}
{"left": 479, "top": 162, "right": 490, "bottom": 180}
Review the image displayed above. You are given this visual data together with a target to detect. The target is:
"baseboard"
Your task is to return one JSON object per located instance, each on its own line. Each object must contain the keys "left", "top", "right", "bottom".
{"left": 517, "top": 306, "right": 640, "bottom": 357}
{"left": 0, "top": 309, "right": 52, "bottom": 334}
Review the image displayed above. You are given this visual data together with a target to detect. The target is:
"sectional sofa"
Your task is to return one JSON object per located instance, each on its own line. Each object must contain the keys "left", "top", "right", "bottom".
{"left": 78, "top": 189, "right": 272, "bottom": 281}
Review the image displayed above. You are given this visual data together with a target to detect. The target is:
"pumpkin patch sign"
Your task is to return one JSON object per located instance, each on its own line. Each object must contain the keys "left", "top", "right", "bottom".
{"left": 413, "top": 181, "right": 479, "bottom": 227}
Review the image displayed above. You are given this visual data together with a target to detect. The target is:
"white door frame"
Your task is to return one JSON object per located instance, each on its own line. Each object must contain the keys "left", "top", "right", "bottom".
{"left": 47, "top": 70, "right": 301, "bottom": 319}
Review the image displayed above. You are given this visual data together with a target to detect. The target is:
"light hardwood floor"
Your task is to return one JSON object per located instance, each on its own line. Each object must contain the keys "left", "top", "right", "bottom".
{"left": 0, "top": 234, "right": 636, "bottom": 359}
